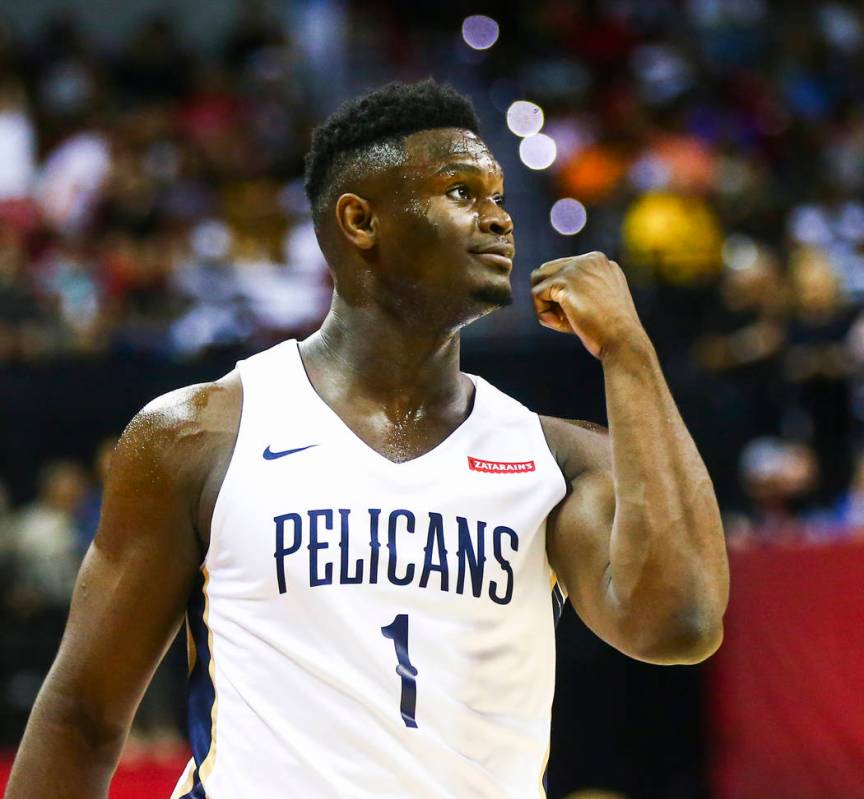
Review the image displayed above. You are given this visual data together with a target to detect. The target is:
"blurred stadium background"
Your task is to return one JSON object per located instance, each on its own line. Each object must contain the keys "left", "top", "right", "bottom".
{"left": 1, "top": 0, "right": 863, "bottom": 797}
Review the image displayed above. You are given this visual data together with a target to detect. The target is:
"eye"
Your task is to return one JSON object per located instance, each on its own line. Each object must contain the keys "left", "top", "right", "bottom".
{"left": 446, "top": 185, "right": 471, "bottom": 201}
{"left": 494, "top": 194, "right": 506, "bottom": 207}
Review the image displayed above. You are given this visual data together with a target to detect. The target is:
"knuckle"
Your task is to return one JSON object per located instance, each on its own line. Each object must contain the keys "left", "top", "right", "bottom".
{"left": 536, "top": 260, "right": 559, "bottom": 274}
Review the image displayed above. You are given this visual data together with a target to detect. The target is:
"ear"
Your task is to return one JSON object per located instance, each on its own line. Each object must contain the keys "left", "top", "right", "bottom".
{"left": 335, "top": 193, "right": 376, "bottom": 250}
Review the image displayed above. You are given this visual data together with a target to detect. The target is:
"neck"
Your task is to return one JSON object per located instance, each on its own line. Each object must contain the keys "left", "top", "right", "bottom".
{"left": 299, "top": 293, "right": 466, "bottom": 417}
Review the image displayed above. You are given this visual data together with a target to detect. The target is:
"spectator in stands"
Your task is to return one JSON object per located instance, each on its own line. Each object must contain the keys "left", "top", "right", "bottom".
{"left": 9, "top": 459, "right": 88, "bottom": 615}
{"left": 0, "top": 79, "right": 36, "bottom": 208}
{"left": 726, "top": 437, "right": 819, "bottom": 546}
{"left": 687, "top": 251, "right": 788, "bottom": 507}
{"left": 693, "top": 250, "right": 788, "bottom": 433}
{"left": 784, "top": 248, "right": 857, "bottom": 501}
{"left": 2, "top": 461, "right": 88, "bottom": 738}
{"left": 0, "top": 221, "right": 45, "bottom": 361}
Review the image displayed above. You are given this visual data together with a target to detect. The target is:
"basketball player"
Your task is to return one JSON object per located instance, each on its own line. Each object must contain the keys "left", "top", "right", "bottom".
{"left": 7, "top": 80, "right": 728, "bottom": 798}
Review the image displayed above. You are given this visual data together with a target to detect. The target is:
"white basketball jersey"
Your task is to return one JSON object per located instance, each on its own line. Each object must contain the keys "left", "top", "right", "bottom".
{"left": 170, "top": 339, "right": 568, "bottom": 799}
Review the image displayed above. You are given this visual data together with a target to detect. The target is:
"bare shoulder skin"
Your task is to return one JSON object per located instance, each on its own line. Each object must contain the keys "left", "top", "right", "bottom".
{"left": 5, "top": 371, "right": 241, "bottom": 798}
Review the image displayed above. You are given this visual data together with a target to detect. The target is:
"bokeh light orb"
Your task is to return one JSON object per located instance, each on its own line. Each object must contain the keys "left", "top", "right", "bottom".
{"left": 506, "top": 101, "right": 544, "bottom": 137}
{"left": 462, "top": 15, "right": 500, "bottom": 50}
{"left": 191, "top": 219, "right": 231, "bottom": 259}
{"left": 722, "top": 233, "right": 759, "bottom": 271}
{"left": 519, "top": 133, "right": 557, "bottom": 170}
{"left": 550, "top": 199, "right": 588, "bottom": 235}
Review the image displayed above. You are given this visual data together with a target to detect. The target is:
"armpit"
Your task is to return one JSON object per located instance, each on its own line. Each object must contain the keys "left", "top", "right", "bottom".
{"left": 539, "top": 415, "right": 611, "bottom": 483}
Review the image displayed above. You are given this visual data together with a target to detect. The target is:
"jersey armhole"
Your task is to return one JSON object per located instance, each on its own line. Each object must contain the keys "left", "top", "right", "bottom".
{"left": 206, "top": 367, "right": 247, "bottom": 563}
{"left": 533, "top": 413, "right": 569, "bottom": 499}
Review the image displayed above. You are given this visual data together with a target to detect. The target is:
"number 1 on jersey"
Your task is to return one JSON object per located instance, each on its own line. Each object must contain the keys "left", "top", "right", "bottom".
{"left": 381, "top": 614, "right": 418, "bottom": 728}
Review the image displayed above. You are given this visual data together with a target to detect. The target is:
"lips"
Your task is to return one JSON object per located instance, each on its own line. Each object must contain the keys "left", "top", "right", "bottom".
{"left": 470, "top": 243, "right": 515, "bottom": 259}
{"left": 470, "top": 243, "right": 515, "bottom": 271}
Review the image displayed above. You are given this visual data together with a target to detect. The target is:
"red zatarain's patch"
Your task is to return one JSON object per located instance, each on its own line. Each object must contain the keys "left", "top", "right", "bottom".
{"left": 468, "top": 456, "right": 536, "bottom": 474}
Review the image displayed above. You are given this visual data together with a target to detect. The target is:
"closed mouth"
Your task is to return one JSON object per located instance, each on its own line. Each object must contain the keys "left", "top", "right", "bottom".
{"left": 470, "top": 243, "right": 515, "bottom": 273}
{"left": 472, "top": 251, "right": 512, "bottom": 267}
{"left": 470, "top": 244, "right": 515, "bottom": 259}
{"left": 471, "top": 249, "right": 513, "bottom": 271}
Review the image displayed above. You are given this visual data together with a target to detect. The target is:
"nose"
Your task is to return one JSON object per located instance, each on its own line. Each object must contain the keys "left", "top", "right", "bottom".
{"left": 478, "top": 199, "right": 513, "bottom": 237}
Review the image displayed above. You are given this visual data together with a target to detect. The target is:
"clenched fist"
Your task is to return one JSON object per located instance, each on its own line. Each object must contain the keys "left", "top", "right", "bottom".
{"left": 531, "top": 252, "right": 644, "bottom": 359}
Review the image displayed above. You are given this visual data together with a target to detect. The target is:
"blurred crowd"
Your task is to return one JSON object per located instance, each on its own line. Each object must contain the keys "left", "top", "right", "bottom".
{"left": 0, "top": 444, "right": 108, "bottom": 743}
{"left": 0, "top": 5, "right": 332, "bottom": 362}
{"left": 0, "top": 441, "right": 187, "bottom": 749}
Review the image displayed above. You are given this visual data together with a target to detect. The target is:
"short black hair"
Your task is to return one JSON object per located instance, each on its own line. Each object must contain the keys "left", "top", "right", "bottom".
{"left": 304, "top": 79, "right": 480, "bottom": 224}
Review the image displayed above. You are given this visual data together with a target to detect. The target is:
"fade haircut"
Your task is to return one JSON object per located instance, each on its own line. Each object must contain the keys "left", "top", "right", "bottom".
{"left": 303, "top": 79, "right": 480, "bottom": 227}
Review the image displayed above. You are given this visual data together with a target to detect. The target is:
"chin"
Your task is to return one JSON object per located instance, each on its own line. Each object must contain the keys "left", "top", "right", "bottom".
{"left": 423, "top": 279, "right": 513, "bottom": 332}
{"left": 470, "top": 282, "right": 514, "bottom": 309}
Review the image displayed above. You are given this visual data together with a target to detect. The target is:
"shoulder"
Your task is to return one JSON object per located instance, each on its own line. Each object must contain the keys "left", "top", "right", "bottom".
{"left": 112, "top": 371, "right": 242, "bottom": 541}
{"left": 539, "top": 415, "right": 611, "bottom": 483}
{"left": 137, "top": 371, "right": 241, "bottom": 434}
{"left": 123, "top": 371, "right": 241, "bottom": 465}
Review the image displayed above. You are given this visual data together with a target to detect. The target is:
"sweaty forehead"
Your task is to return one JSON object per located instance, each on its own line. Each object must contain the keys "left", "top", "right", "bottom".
{"left": 403, "top": 128, "right": 502, "bottom": 178}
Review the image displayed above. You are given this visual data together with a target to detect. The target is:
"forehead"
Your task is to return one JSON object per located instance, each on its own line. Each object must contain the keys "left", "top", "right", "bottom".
{"left": 402, "top": 128, "right": 502, "bottom": 179}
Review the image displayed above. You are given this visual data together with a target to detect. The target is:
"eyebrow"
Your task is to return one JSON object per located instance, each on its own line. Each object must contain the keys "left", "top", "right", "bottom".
{"left": 432, "top": 161, "right": 501, "bottom": 177}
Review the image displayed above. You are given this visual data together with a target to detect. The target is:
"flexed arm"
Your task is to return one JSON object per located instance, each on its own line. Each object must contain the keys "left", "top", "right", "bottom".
{"left": 535, "top": 253, "right": 728, "bottom": 665}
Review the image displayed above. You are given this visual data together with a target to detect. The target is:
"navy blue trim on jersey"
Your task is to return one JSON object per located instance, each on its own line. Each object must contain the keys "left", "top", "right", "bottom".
{"left": 179, "top": 568, "right": 215, "bottom": 798}
{"left": 543, "top": 581, "right": 565, "bottom": 796}
{"left": 551, "top": 581, "right": 565, "bottom": 627}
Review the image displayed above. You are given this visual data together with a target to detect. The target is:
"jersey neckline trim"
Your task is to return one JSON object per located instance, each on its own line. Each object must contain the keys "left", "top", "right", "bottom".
{"left": 289, "top": 340, "right": 482, "bottom": 472}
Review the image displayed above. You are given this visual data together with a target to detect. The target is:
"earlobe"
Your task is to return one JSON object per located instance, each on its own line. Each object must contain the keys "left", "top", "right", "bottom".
{"left": 335, "top": 193, "right": 376, "bottom": 250}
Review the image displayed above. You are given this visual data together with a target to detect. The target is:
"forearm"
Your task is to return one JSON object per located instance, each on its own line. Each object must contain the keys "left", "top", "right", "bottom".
{"left": 6, "top": 682, "right": 126, "bottom": 799}
{"left": 602, "top": 330, "right": 728, "bottom": 659}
